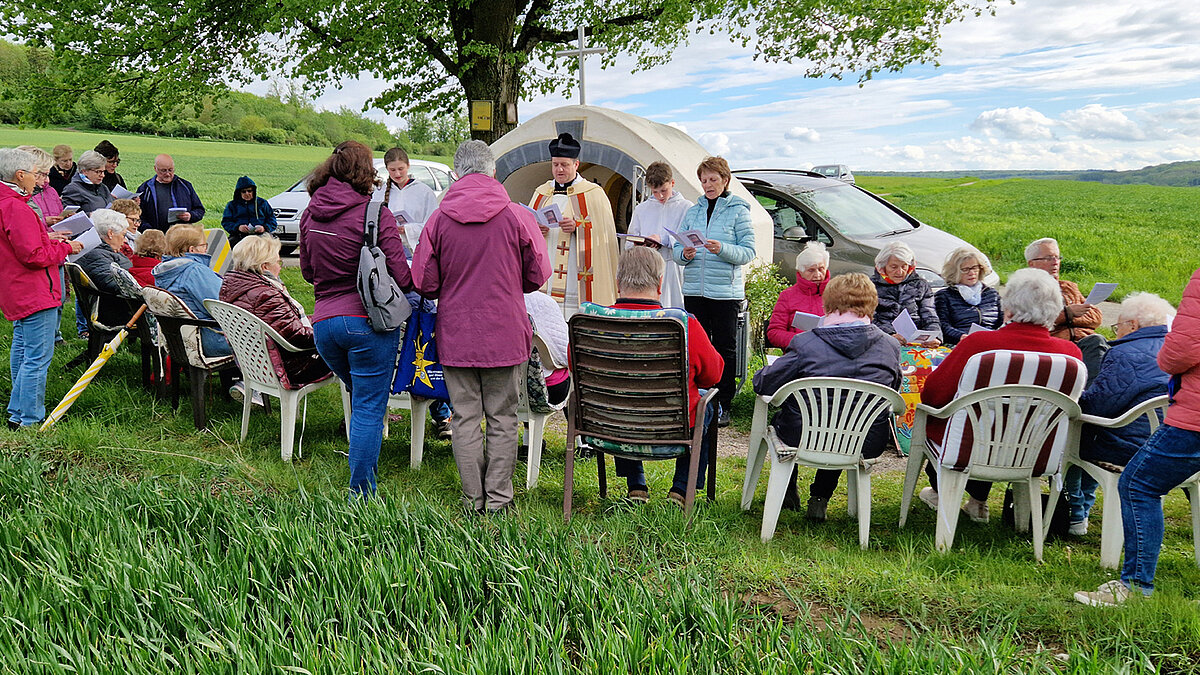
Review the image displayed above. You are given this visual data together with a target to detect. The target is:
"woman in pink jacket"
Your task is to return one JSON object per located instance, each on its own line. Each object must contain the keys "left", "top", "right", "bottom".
{"left": 766, "top": 241, "right": 829, "bottom": 350}
{"left": 1075, "top": 268, "right": 1200, "bottom": 606}
{"left": 1, "top": 149, "right": 83, "bottom": 429}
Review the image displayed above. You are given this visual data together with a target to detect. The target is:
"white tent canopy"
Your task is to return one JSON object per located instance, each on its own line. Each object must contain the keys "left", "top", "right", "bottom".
{"left": 490, "top": 105, "right": 774, "bottom": 267}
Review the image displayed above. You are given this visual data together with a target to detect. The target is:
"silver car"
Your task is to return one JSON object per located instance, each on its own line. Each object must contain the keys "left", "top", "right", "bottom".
{"left": 267, "top": 158, "right": 454, "bottom": 254}
{"left": 811, "top": 164, "right": 855, "bottom": 184}
{"left": 734, "top": 169, "right": 999, "bottom": 289}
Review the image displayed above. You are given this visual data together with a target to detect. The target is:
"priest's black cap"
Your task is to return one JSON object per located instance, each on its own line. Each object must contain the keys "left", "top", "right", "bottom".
{"left": 548, "top": 132, "right": 581, "bottom": 159}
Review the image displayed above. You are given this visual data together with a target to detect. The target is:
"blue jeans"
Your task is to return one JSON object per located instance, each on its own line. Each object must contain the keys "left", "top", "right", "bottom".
{"left": 614, "top": 399, "right": 715, "bottom": 495}
{"left": 1118, "top": 424, "right": 1200, "bottom": 595}
{"left": 74, "top": 296, "right": 87, "bottom": 335}
{"left": 1064, "top": 465, "right": 1100, "bottom": 524}
{"left": 8, "top": 308, "right": 60, "bottom": 427}
{"left": 314, "top": 316, "right": 401, "bottom": 500}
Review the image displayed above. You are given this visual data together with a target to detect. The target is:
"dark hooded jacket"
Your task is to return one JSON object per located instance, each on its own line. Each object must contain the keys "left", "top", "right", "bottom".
{"left": 221, "top": 176, "right": 277, "bottom": 247}
{"left": 219, "top": 269, "right": 331, "bottom": 389}
{"left": 753, "top": 323, "right": 902, "bottom": 447}
{"left": 77, "top": 241, "right": 135, "bottom": 327}
{"left": 871, "top": 269, "right": 940, "bottom": 337}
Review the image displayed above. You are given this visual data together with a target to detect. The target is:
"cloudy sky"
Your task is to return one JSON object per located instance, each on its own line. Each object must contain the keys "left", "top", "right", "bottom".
{"left": 248, "top": 0, "right": 1199, "bottom": 172}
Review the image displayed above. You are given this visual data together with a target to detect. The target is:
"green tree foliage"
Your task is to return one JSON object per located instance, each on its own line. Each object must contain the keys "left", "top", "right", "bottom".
{"left": 1, "top": 0, "right": 1003, "bottom": 142}
{"left": 0, "top": 40, "right": 467, "bottom": 151}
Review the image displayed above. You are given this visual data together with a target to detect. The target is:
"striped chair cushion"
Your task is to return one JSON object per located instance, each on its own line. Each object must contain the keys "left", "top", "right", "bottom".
{"left": 929, "top": 350, "right": 1085, "bottom": 474}
{"left": 579, "top": 302, "right": 690, "bottom": 323}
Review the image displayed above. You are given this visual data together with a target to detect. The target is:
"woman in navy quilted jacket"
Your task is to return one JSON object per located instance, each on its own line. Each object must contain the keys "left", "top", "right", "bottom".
{"left": 935, "top": 247, "right": 1002, "bottom": 345}
{"left": 1064, "top": 292, "right": 1174, "bottom": 535}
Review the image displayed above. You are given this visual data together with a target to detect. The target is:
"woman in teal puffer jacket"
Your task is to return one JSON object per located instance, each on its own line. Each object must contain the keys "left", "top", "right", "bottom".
{"left": 672, "top": 156, "right": 756, "bottom": 425}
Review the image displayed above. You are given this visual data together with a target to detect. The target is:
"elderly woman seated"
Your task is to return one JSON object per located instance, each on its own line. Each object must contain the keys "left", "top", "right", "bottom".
{"left": 1064, "top": 292, "right": 1176, "bottom": 536}
{"left": 76, "top": 208, "right": 136, "bottom": 326}
{"left": 935, "top": 246, "right": 1002, "bottom": 345}
{"left": 870, "top": 242, "right": 941, "bottom": 348}
{"left": 219, "top": 235, "right": 332, "bottom": 389}
{"left": 752, "top": 273, "right": 902, "bottom": 521}
{"left": 916, "top": 267, "right": 1083, "bottom": 522}
{"left": 153, "top": 224, "right": 232, "bottom": 358}
{"left": 767, "top": 241, "right": 829, "bottom": 350}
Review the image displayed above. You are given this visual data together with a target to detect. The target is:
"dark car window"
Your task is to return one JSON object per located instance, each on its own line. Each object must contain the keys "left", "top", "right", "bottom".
{"left": 788, "top": 183, "right": 913, "bottom": 239}
{"left": 756, "top": 192, "right": 833, "bottom": 245}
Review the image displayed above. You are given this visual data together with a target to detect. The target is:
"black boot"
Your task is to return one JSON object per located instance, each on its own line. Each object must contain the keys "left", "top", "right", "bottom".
{"left": 781, "top": 466, "right": 803, "bottom": 511}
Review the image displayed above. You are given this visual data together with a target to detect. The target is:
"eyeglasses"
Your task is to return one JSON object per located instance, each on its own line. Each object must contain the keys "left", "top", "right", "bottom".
{"left": 1030, "top": 255, "right": 1062, "bottom": 263}
{"left": 34, "top": 171, "right": 49, "bottom": 179}
{"left": 959, "top": 265, "right": 984, "bottom": 273}
{"left": 1109, "top": 319, "right": 1132, "bottom": 332}
{"left": 106, "top": 158, "right": 121, "bottom": 166}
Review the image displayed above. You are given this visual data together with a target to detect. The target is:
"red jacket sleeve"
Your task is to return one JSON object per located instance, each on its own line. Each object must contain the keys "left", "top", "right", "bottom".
{"left": 688, "top": 316, "right": 724, "bottom": 389}
{"left": 921, "top": 340, "right": 975, "bottom": 408}
{"left": 766, "top": 292, "right": 800, "bottom": 350}
{"left": 4, "top": 206, "right": 70, "bottom": 269}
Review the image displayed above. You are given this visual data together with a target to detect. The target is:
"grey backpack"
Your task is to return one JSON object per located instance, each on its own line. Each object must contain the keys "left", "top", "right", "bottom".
{"left": 357, "top": 201, "right": 410, "bottom": 332}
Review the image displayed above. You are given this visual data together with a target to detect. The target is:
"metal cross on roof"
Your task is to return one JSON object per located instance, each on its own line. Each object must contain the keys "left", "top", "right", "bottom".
{"left": 555, "top": 26, "right": 608, "bottom": 106}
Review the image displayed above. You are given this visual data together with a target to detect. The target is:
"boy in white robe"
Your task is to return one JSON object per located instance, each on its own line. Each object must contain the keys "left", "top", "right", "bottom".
{"left": 625, "top": 162, "right": 689, "bottom": 309}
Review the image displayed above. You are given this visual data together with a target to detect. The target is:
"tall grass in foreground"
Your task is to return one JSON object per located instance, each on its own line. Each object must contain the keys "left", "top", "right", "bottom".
{"left": 1, "top": 454, "right": 1133, "bottom": 674}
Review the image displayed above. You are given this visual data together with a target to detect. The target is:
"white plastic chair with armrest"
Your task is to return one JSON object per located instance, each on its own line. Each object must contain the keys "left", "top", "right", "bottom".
{"left": 742, "top": 377, "right": 905, "bottom": 547}
{"left": 204, "top": 299, "right": 343, "bottom": 462}
{"left": 900, "top": 384, "right": 1082, "bottom": 560}
{"left": 1043, "top": 395, "right": 1168, "bottom": 568}
{"left": 520, "top": 333, "right": 571, "bottom": 489}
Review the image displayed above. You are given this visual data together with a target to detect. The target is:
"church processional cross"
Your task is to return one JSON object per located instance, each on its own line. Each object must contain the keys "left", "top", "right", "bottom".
{"left": 555, "top": 26, "right": 607, "bottom": 105}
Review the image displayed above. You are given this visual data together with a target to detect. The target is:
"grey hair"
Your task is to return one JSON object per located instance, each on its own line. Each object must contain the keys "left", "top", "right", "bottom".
{"left": 874, "top": 241, "right": 916, "bottom": 269}
{"left": 1119, "top": 292, "right": 1175, "bottom": 327}
{"left": 1024, "top": 237, "right": 1058, "bottom": 262}
{"left": 795, "top": 241, "right": 829, "bottom": 272}
{"left": 941, "top": 246, "right": 993, "bottom": 286}
{"left": 453, "top": 140, "right": 495, "bottom": 177}
{"left": 616, "top": 246, "right": 664, "bottom": 293}
{"left": 77, "top": 150, "right": 107, "bottom": 173}
{"left": 15, "top": 146, "right": 53, "bottom": 173}
{"left": 92, "top": 209, "right": 128, "bottom": 240}
{"left": 1003, "top": 268, "right": 1062, "bottom": 329}
{"left": 0, "top": 148, "right": 36, "bottom": 182}
{"left": 230, "top": 234, "right": 282, "bottom": 273}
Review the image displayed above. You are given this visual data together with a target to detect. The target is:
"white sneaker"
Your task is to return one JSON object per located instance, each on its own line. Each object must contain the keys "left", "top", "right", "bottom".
{"left": 1069, "top": 520, "right": 1089, "bottom": 536}
{"left": 919, "top": 487, "right": 939, "bottom": 511}
{"left": 962, "top": 497, "right": 990, "bottom": 523}
{"left": 1074, "top": 580, "right": 1131, "bottom": 607}
{"left": 229, "top": 382, "right": 246, "bottom": 402}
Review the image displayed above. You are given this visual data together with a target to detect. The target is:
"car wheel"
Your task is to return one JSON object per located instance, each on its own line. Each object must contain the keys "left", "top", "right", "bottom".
{"left": 281, "top": 245, "right": 298, "bottom": 256}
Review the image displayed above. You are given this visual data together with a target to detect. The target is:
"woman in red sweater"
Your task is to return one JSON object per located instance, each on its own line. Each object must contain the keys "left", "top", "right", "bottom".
{"left": 916, "top": 268, "right": 1081, "bottom": 521}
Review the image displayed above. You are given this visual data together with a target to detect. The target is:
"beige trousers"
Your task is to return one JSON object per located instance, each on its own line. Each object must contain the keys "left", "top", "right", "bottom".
{"left": 443, "top": 364, "right": 522, "bottom": 512}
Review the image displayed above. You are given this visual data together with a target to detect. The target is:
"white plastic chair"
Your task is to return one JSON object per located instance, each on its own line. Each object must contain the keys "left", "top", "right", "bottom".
{"left": 519, "top": 333, "right": 570, "bottom": 489}
{"left": 741, "top": 377, "right": 905, "bottom": 547}
{"left": 899, "top": 384, "right": 1082, "bottom": 560}
{"left": 1043, "top": 396, "right": 1169, "bottom": 568}
{"left": 204, "top": 299, "right": 343, "bottom": 462}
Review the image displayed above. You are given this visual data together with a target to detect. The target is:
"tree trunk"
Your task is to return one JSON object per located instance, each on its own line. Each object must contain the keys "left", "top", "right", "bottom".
{"left": 453, "top": 0, "right": 524, "bottom": 145}
{"left": 461, "top": 60, "right": 522, "bottom": 145}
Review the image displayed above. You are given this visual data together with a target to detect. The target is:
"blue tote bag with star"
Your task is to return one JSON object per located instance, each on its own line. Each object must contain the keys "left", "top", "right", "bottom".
{"left": 392, "top": 296, "right": 450, "bottom": 400}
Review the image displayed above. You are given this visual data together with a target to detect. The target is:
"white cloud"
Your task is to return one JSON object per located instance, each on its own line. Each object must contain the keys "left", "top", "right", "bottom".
{"left": 971, "top": 107, "right": 1055, "bottom": 140}
{"left": 1060, "top": 104, "right": 1146, "bottom": 140}
{"left": 784, "top": 126, "right": 820, "bottom": 142}
{"left": 695, "top": 132, "right": 730, "bottom": 155}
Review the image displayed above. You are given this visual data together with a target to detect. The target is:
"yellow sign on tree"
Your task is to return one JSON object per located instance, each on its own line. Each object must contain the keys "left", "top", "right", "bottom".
{"left": 470, "top": 100, "right": 494, "bottom": 132}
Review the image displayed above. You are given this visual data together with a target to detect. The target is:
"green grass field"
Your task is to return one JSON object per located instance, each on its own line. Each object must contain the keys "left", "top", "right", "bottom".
{"left": 3, "top": 127, "right": 1200, "bottom": 671}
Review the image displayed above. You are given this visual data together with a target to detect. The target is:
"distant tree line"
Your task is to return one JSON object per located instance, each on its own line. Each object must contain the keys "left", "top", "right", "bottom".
{"left": 863, "top": 161, "right": 1200, "bottom": 188}
{"left": 0, "top": 40, "right": 467, "bottom": 154}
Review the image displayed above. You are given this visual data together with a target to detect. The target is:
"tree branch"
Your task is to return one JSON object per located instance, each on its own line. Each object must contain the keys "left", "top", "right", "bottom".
{"left": 297, "top": 17, "right": 353, "bottom": 49}
{"left": 524, "top": 4, "right": 667, "bottom": 46}
{"left": 414, "top": 32, "right": 460, "bottom": 77}
{"left": 515, "top": 0, "right": 555, "bottom": 52}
